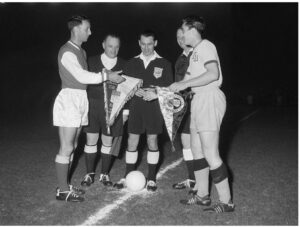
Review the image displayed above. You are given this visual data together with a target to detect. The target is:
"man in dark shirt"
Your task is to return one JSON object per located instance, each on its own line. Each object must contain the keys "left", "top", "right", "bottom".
{"left": 81, "top": 34, "right": 127, "bottom": 187}
{"left": 172, "top": 28, "right": 196, "bottom": 192}
{"left": 114, "top": 30, "right": 173, "bottom": 191}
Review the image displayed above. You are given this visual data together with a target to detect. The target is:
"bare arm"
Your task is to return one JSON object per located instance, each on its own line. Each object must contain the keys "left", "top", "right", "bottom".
{"left": 169, "top": 62, "right": 219, "bottom": 92}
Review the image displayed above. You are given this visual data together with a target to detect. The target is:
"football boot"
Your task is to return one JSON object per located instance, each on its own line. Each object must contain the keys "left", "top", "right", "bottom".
{"left": 99, "top": 174, "right": 113, "bottom": 187}
{"left": 56, "top": 188, "right": 84, "bottom": 202}
{"left": 172, "top": 179, "right": 195, "bottom": 190}
{"left": 203, "top": 201, "right": 235, "bottom": 213}
{"left": 146, "top": 180, "right": 157, "bottom": 192}
{"left": 180, "top": 194, "right": 211, "bottom": 206}
{"left": 113, "top": 178, "right": 126, "bottom": 189}
{"left": 81, "top": 173, "right": 95, "bottom": 187}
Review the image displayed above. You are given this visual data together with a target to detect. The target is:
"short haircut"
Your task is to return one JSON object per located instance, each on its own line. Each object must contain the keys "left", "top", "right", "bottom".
{"left": 103, "top": 34, "right": 121, "bottom": 43}
{"left": 67, "top": 15, "right": 90, "bottom": 31}
{"left": 182, "top": 15, "right": 206, "bottom": 36}
{"left": 139, "top": 29, "right": 157, "bottom": 41}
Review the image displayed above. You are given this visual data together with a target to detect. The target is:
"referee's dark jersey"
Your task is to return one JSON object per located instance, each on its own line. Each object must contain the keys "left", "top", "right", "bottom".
{"left": 124, "top": 55, "right": 173, "bottom": 134}
{"left": 83, "top": 56, "right": 126, "bottom": 136}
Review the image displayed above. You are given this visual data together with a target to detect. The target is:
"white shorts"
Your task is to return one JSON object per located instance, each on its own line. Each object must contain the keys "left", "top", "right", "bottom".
{"left": 190, "top": 88, "right": 226, "bottom": 132}
{"left": 53, "top": 88, "right": 89, "bottom": 127}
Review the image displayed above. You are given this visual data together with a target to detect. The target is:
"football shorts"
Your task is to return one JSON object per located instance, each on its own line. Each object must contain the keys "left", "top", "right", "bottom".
{"left": 53, "top": 88, "right": 89, "bottom": 127}
{"left": 190, "top": 88, "right": 226, "bottom": 132}
{"left": 83, "top": 98, "right": 124, "bottom": 136}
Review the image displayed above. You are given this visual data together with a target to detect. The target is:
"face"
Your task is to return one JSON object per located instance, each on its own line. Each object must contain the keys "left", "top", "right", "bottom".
{"left": 76, "top": 20, "right": 92, "bottom": 42}
{"left": 102, "top": 36, "right": 120, "bottom": 59}
{"left": 181, "top": 23, "right": 193, "bottom": 46}
{"left": 176, "top": 29, "right": 186, "bottom": 49}
{"left": 139, "top": 35, "right": 157, "bottom": 57}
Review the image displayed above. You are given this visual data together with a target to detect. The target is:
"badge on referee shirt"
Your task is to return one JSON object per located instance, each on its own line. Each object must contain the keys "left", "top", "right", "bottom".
{"left": 153, "top": 67, "right": 163, "bottom": 79}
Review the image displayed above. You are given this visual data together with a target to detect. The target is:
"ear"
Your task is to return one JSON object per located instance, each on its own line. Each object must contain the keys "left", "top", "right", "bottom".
{"left": 154, "top": 40, "right": 158, "bottom": 47}
{"left": 138, "top": 40, "right": 142, "bottom": 47}
{"left": 102, "top": 42, "right": 105, "bottom": 50}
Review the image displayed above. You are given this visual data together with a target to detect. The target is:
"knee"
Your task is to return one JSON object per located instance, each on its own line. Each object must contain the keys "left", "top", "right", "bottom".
{"left": 190, "top": 145, "right": 204, "bottom": 159}
{"left": 127, "top": 134, "right": 139, "bottom": 151}
{"left": 204, "top": 153, "right": 222, "bottom": 169}
{"left": 147, "top": 135, "right": 158, "bottom": 150}
{"left": 86, "top": 133, "right": 99, "bottom": 145}
{"left": 59, "top": 143, "right": 74, "bottom": 156}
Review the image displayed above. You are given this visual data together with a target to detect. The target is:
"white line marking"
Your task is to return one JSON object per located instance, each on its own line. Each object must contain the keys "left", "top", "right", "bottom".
{"left": 80, "top": 157, "right": 183, "bottom": 226}
{"left": 239, "top": 109, "right": 260, "bottom": 122}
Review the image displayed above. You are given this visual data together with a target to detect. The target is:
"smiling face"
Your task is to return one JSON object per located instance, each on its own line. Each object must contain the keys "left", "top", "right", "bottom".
{"left": 181, "top": 23, "right": 194, "bottom": 47}
{"left": 176, "top": 28, "right": 186, "bottom": 49}
{"left": 103, "top": 36, "right": 120, "bottom": 59}
{"left": 139, "top": 35, "right": 157, "bottom": 57}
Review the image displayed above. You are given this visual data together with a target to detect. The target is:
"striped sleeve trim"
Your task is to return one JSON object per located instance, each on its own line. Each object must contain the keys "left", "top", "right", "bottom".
{"left": 204, "top": 60, "right": 218, "bottom": 66}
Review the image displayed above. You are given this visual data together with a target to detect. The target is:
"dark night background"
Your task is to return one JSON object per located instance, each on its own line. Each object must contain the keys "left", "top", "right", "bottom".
{"left": 0, "top": 2, "right": 298, "bottom": 119}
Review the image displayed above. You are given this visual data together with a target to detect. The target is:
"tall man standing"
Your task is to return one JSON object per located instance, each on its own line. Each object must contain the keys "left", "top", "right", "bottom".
{"left": 114, "top": 30, "right": 173, "bottom": 191}
{"left": 53, "top": 16, "right": 124, "bottom": 202}
{"left": 169, "top": 15, "right": 235, "bottom": 212}
{"left": 172, "top": 28, "right": 196, "bottom": 192}
{"left": 81, "top": 34, "right": 127, "bottom": 187}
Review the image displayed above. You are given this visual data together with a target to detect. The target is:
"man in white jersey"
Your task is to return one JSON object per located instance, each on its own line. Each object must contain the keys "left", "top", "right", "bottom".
{"left": 53, "top": 15, "right": 124, "bottom": 202}
{"left": 169, "top": 15, "right": 235, "bottom": 213}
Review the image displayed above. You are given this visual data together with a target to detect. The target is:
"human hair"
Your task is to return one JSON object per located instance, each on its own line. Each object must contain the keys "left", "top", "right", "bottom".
{"left": 67, "top": 15, "right": 90, "bottom": 31}
{"left": 139, "top": 29, "right": 157, "bottom": 41}
{"left": 182, "top": 15, "right": 206, "bottom": 36}
{"left": 103, "top": 34, "right": 121, "bottom": 43}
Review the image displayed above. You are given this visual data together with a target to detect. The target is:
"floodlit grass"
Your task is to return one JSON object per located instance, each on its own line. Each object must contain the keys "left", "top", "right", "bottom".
{"left": 0, "top": 105, "right": 297, "bottom": 225}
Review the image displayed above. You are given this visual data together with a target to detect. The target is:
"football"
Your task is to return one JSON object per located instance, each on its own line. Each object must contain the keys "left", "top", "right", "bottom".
{"left": 125, "top": 171, "right": 146, "bottom": 192}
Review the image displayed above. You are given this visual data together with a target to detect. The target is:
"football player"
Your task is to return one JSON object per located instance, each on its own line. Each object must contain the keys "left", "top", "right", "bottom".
{"left": 172, "top": 27, "right": 196, "bottom": 192}
{"left": 53, "top": 16, "right": 124, "bottom": 202}
{"left": 169, "top": 15, "right": 235, "bottom": 213}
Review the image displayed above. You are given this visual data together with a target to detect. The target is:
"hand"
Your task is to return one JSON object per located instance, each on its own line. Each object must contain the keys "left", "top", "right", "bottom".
{"left": 143, "top": 89, "right": 158, "bottom": 101}
{"left": 169, "top": 82, "right": 187, "bottom": 93}
{"left": 135, "top": 88, "right": 146, "bottom": 97}
{"left": 107, "top": 70, "right": 126, "bottom": 84}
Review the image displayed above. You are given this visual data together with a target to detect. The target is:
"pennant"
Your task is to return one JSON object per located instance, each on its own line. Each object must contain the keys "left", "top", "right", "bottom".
{"left": 156, "top": 87, "right": 188, "bottom": 151}
{"left": 103, "top": 74, "right": 143, "bottom": 134}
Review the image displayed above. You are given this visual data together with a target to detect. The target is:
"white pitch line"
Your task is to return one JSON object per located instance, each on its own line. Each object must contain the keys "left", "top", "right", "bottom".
{"left": 239, "top": 109, "right": 260, "bottom": 122}
{"left": 80, "top": 157, "right": 183, "bottom": 226}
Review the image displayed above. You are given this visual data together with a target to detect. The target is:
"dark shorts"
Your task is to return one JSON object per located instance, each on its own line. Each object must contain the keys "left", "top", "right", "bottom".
{"left": 178, "top": 111, "right": 191, "bottom": 134}
{"left": 177, "top": 99, "right": 191, "bottom": 134}
{"left": 128, "top": 98, "right": 164, "bottom": 135}
{"left": 83, "top": 98, "right": 124, "bottom": 137}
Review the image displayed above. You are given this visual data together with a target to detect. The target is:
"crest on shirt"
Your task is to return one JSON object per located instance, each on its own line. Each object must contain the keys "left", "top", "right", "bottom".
{"left": 192, "top": 52, "right": 198, "bottom": 62}
{"left": 153, "top": 67, "right": 163, "bottom": 79}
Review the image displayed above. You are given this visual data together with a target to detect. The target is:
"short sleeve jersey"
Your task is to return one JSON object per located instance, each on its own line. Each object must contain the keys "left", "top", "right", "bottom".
{"left": 186, "top": 39, "right": 222, "bottom": 93}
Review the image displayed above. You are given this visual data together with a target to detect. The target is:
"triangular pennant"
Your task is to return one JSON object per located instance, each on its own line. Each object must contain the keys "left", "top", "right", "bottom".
{"left": 156, "top": 87, "right": 187, "bottom": 151}
{"left": 103, "top": 75, "right": 143, "bottom": 134}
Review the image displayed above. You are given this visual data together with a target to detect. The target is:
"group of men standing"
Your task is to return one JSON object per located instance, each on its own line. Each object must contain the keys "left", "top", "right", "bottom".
{"left": 52, "top": 14, "right": 235, "bottom": 213}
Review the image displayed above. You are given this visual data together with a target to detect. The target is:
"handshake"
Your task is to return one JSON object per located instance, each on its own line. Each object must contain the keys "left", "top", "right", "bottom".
{"left": 103, "top": 69, "right": 126, "bottom": 84}
{"left": 135, "top": 87, "right": 158, "bottom": 101}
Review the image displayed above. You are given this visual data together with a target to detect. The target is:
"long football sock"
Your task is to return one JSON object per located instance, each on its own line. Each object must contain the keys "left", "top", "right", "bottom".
{"left": 147, "top": 150, "right": 159, "bottom": 182}
{"left": 67, "top": 153, "right": 74, "bottom": 184}
{"left": 101, "top": 145, "right": 112, "bottom": 174}
{"left": 55, "top": 154, "right": 70, "bottom": 191}
{"left": 211, "top": 163, "right": 231, "bottom": 203}
{"left": 125, "top": 150, "right": 138, "bottom": 177}
{"left": 194, "top": 158, "right": 209, "bottom": 197}
{"left": 182, "top": 148, "right": 195, "bottom": 180}
{"left": 84, "top": 144, "right": 97, "bottom": 174}
{"left": 186, "top": 160, "right": 195, "bottom": 180}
